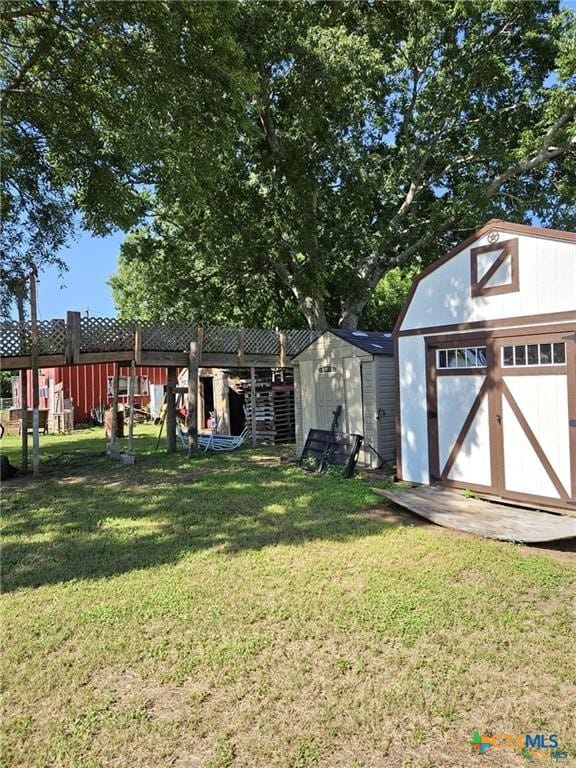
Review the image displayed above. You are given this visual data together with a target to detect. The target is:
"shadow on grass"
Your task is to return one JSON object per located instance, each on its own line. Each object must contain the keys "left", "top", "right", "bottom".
{"left": 1, "top": 447, "right": 404, "bottom": 592}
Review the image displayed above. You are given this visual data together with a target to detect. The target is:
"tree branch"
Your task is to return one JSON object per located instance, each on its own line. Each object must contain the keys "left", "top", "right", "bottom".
{"left": 258, "top": 66, "right": 279, "bottom": 154}
{"left": 486, "top": 105, "right": 576, "bottom": 197}
{"left": 1, "top": 13, "right": 63, "bottom": 104}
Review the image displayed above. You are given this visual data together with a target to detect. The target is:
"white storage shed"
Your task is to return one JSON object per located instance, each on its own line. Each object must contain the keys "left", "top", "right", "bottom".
{"left": 395, "top": 219, "right": 576, "bottom": 512}
{"left": 292, "top": 329, "right": 395, "bottom": 468}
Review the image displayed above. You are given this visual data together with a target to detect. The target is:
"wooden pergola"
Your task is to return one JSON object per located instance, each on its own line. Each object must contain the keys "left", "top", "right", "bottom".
{"left": 1, "top": 313, "right": 320, "bottom": 472}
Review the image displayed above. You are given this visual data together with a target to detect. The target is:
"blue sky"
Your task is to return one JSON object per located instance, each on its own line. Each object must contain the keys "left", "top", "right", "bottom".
{"left": 34, "top": 229, "right": 125, "bottom": 321}
{"left": 30, "top": 0, "right": 576, "bottom": 321}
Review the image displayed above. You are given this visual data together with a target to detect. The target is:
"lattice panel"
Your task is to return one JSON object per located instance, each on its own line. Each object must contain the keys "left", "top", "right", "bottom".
{"left": 0, "top": 316, "right": 321, "bottom": 362}
{"left": 80, "top": 317, "right": 136, "bottom": 352}
{"left": 203, "top": 327, "right": 240, "bottom": 353}
{"left": 285, "top": 330, "right": 321, "bottom": 356}
{"left": 38, "top": 319, "right": 66, "bottom": 354}
{"left": 0, "top": 321, "right": 31, "bottom": 357}
{"left": 141, "top": 324, "right": 197, "bottom": 352}
{"left": 244, "top": 329, "right": 280, "bottom": 355}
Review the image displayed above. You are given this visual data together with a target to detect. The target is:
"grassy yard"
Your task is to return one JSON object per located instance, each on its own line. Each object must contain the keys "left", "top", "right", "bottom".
{"left": 1, "top": 426, "right": 575, "bottom": 768}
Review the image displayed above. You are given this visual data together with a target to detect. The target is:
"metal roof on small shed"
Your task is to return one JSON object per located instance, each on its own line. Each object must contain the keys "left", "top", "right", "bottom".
{"left": 293, "top": 329, "right": 394, "bottom": 359}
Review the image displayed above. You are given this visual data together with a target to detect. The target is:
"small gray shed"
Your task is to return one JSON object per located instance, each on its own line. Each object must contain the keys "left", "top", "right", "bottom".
{"left": 292, "top": 329, "right": 396, "bottom": 468}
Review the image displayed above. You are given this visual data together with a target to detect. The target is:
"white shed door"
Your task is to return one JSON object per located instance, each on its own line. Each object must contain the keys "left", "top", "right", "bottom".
{"left": 436, "top": 372, "right": 492, "bottom": 487}
{"left": 316, "top": 364, "right": 344, "bottom": 430}
{"left": 497, "top": 334, "right": 572, "bottom": 506}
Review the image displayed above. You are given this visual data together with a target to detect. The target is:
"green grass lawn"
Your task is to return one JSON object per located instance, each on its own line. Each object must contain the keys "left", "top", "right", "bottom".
{"left": 1, "top": 426, "right": 575, "bottom": 768}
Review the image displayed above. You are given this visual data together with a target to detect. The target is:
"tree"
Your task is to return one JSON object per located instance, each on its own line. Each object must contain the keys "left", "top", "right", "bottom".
{"left": 109, "top": 215, "right": 305, "bottom": 328}
{"left": 111, "top": 0, "right": 575, "bottom": 329}
{"left": 1, "top": 0, "right": 250, "bottom": 313}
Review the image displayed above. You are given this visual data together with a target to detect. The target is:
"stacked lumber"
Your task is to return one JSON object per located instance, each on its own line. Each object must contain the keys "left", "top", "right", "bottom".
{"left": 272, "top": 368, "right": 295, "bottom": 443}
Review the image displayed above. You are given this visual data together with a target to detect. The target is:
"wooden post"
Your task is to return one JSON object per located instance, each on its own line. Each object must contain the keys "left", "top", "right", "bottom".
{"left": 65, "top": 311, "right": 81, "bottom": 364}
{"left": 110, "top": 363, "right": 120, "bottom": 448}
{"left": 195, "top": 326, "right": 204, "bottom": 431}
{"left": 250, "top": 366, "right": 257, "bottom": 447}
{"left": 279, "top": 330, "right": 286, "bottom": 369}
{"left": 128, "top": 361, "right": 135, "bottom": 454}
{"left": 237, "top": 330, "right": 245, "bottom": 367}
{"left": 134, "top": 323, "right": 142, "bottom": 365}
{"left": 187, "top": 342, "right": 198, "bottom": 457}
{"left": 16, "top": 290, "right": 28, "bottom": 473}
{"left": 166, "top": 366, "right": 177, "bottom": 453}
{"left": 29, "top": 268, "right": 40, "bottom": 477}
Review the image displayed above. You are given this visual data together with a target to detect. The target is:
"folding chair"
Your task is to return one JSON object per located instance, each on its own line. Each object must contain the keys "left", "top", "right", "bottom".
{"left": 180, "top": 426, "right": 249, "bottom": 452}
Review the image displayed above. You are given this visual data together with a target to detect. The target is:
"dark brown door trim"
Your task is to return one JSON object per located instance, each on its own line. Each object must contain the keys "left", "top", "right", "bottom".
{"left": 426, "top": 344, "right": 440, "bottom": 481}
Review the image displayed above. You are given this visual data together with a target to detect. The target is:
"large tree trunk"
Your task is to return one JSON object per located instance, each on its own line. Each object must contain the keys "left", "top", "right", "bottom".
{"left": 340, "top": 263, "right": 385, "bottom": 330}
{"left": 301, "top": 295, "right": 328, "bottom": 331}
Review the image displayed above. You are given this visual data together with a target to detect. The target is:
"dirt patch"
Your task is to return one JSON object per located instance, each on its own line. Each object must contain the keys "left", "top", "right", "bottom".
{"left": 361, "top": 503, "right": 430, "bottom": 529}
{"left": 520, "top": 538, "right": 576, "bottom": 566}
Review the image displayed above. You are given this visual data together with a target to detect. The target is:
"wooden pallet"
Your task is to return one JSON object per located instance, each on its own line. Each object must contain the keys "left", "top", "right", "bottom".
{"left": 372, "top": 485, "right": 576, "bottom": 543}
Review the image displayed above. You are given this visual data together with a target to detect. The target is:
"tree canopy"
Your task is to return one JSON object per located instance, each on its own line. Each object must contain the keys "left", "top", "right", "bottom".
{"left": 2, "top": 1, "right": 575, "bottom": 327}
{"left": 1, "top": 0, "right": 249, "bottom": 311}
{"left": 111, "top": 0, "right": 576, "bottom": 329}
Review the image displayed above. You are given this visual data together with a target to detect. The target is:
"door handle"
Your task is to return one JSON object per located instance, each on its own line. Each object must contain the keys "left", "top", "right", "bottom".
{"left": 496, "top": 414, "right": 502, "bottom": 424}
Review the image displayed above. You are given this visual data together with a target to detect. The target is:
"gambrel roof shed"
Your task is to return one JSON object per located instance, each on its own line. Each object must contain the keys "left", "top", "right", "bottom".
{"left": 394, "top": 219, "right": 576, "bottom": 512}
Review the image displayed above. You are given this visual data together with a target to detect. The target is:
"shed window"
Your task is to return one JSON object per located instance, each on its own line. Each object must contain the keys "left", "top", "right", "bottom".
{"left": 502, "top": 343, "right": 566, "bottom": 367}
{"left": 437, "top": 347, "right": 487, "bottom": 369}
{"left": 318, "top": 365, "right": 337, "bottom": 375}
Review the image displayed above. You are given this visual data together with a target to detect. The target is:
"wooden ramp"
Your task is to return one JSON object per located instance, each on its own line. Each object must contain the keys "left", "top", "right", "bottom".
{"left": 372, "top": 485, "right": 576, "bottom": 543}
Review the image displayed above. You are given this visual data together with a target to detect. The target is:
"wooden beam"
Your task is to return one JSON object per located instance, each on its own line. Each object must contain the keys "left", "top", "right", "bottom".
{"left": 187, "top": 342, "right": 198, "bottom": 457}
{"left": 78, "top": 351, "right": 135, "bottom": 365}
{"left": 199, "top": 353, "right": 291, "bottom": 369}
{"left": 136, "top": 351, "right": 189, "bottom": 368}
{"left": 166, "top": 366, "right": 177, "bottom": 453}
{"left": 0, "top": 354, "right": 65, "bottom": 370}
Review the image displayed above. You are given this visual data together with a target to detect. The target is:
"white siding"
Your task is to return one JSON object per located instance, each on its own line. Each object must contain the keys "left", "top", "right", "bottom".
{"left": 397, "top": 335, "right": 428, "bottom": 483}
{"left": 400, "top": 231, "right": 576, "bottom": 332}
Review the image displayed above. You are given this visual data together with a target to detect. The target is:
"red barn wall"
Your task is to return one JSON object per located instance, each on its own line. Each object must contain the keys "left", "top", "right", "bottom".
{"left": 24, "top": 364, "right": 168, "bottom": 423}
